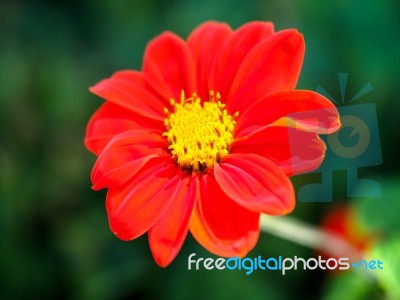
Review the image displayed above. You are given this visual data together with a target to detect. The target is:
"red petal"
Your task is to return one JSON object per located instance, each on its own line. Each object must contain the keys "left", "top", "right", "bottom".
{"left": 209, "top": 21, "right": 274, "bottom": 99}
{"left": 84, "top": 102, "right": 164, "bottom": 155}
{"left": 231, "top": 127, "right": 326, "bottom": 176}
{"left": 89, "top": 70, "right": 166, "bottom": 121}
{"left": 187, "top": 21, "right": 232, "bottom": 101}
{"left": 148, "top": 173, "right": 197, "bottom": 267}
{"left": 235, "top": 90, "right": 340, "bottom": 138}
{"left": 91, "top": 130, "right": 169, "bottom": 190}
{"left": 106, "top": 157, "right": 180, "bottom": 241}
{"left": 214, "top": 153, "right": 295, "bottom": 215}
{"left": 226, "top": 30, "right": 305, "bottom": 114}
{"left": 190, "top": 173, "right": 260, "bottom": 257}
{"left": 143, "top": 32, "right": 196, "bottom": 101}
{"left": 111, "top": 70, "right": 144, "bottom": 82}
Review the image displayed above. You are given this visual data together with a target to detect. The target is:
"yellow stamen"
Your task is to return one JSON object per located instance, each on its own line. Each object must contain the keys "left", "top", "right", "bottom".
{"left": 163, "top": 90, "right": 237, "bottom": 172}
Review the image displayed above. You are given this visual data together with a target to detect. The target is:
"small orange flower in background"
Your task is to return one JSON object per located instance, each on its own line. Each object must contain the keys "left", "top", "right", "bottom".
{"left": 85, "top": 21, "right": 340, "bottom": 266}
{"left": 321, "top": 205, "right": 376, "bottom": 260}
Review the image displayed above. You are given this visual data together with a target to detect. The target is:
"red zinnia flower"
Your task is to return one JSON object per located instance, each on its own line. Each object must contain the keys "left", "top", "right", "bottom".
{"left": 85, "top": 21, "right": 340, "bottom": 266}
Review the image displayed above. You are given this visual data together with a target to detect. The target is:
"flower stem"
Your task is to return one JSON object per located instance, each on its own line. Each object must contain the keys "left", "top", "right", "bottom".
{"left": 260, "top": 214, "right": 363, "bottom": 260}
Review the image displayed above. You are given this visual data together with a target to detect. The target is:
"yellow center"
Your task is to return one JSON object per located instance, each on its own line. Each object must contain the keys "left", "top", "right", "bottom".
{"left": 163, "top": 91, "right": 238, "bottom": 172}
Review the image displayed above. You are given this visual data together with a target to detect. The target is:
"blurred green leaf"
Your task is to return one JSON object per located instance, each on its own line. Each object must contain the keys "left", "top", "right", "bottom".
{"left": 322, "top": 270, "right": 379, "bottom": 300}
{"left": 355, "top": 178, "right": 400, "bottom": 234}
{"left": 367, "top": 236, "right": 400, "bottom": 300}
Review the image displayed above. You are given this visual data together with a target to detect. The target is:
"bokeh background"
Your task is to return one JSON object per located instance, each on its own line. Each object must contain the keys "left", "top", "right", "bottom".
{"left": 1, "top": 0, "right": 400, "bottom": 299}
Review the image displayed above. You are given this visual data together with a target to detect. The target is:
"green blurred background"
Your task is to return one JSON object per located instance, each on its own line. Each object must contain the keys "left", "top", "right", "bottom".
{"left": 1, "top": 0, "right": 400, "bottom": 299}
